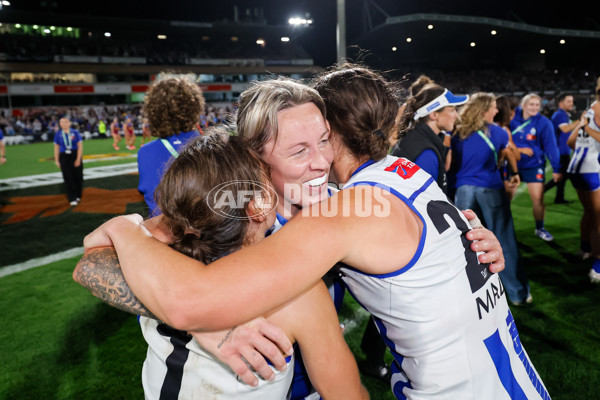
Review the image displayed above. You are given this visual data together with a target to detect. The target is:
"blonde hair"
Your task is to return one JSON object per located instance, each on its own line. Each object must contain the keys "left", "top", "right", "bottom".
{"left": 520, "top": 93, "right": 541, "bottom": 108}
{"left": 236, "top": 78, "right": 326, "bottom": 155}
{"left": 455, "top": 92, "right": 495, "bottom": 140}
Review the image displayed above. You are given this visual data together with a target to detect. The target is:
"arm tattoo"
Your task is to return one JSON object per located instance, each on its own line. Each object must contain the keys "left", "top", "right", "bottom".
{"left": 74, "top": 247, "right": 156, "bottom": 318}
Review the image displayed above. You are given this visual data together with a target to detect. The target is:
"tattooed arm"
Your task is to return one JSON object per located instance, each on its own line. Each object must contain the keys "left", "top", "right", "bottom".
{"left": 73, "top": 246, "right": 156, "bottom": 318}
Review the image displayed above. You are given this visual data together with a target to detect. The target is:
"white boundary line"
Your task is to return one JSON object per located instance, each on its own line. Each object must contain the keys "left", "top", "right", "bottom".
{"left": 0, "top": 247, "right": 84, "bottom": 278}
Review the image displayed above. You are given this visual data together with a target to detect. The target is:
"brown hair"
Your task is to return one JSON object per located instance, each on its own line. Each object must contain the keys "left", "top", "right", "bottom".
{"left": 143, "top": 77, "right": 205, "bottom": 139}
{"left": 312, "top": 64, "right": 399, "bottom": 161}
{"left": 154, "top": 127, "right": 272, "bottom": 264}
{"left": 409, "top": 75, "right": 435, "bottom": 96}
{"left": 236, "top": 78, "right": 326, "bottom": 155}
{"left": 398, "top": 82, "right": 445, "bottom": 135}
{"left": 455, "top": 92, "right": 495, "bottom": 140}
{"left": 494, "top": 95, "right": 516, "bottom": 128}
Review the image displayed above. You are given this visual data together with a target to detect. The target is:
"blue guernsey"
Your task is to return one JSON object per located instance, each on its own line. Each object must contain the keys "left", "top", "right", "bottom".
{"left": 452, "top": 123, "right": 507, "bottom": 189}
{"left": 509, "top": 107, "right": 560, "bottom": 172}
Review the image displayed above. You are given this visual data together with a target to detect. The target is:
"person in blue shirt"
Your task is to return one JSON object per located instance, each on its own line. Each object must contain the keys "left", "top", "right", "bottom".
{"left": 137, "top": 77, "right": 205, "bottom": 217}
{"left": 510, "top": 93, "right": 562, "bottom": 242}
{"left": 452, "top": 92, "right": 531, "bottom": 305}
{"left": 544, "top": 93, "right": 581, "bottom": 204}
{"left": 0, "top": 127, "right": 6, "bottom": 165}
{"left": 392, "top": 76, "right": 467, "bottom": 196}
{"left": 53, "top": 117, "right": 83, "bottom": 206}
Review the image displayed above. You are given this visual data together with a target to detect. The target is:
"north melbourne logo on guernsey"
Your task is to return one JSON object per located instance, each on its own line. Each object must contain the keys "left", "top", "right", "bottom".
{"left": 207, "top": 180, "right": 278, "bottom": 220}
{"left": 385, "top": 158, "right": 420, "bottom": 179}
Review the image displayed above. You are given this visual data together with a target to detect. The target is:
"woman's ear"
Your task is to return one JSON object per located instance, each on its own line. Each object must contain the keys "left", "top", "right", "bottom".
{"left": 247, "top": 199, "right": 267, "bottom": 223}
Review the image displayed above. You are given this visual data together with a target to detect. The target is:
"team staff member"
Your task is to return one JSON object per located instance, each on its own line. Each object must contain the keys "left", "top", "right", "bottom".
{"left": 510, "top": 93, "right": 561, "bottom": 241}
{"left": 54, "top": 117, "right": 83, "bottom": 206}
{"left": 392, "top": 77, "right": 468, "bottom": 196}
{"left": 545, "top": 93, "right": 580, "bottom": 203}
{"left": 0, "top": 127, "right": 6, "bottom": 165}
{"left": 137, "top": 77, "right": 204, "bottom": 216}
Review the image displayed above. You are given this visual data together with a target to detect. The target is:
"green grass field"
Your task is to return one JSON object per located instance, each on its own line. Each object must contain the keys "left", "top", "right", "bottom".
{"left": 1, "top": 150, "right": 599, "bottom": 399}
{"left": 0, "top": 137, "right": 156, "bottom": 179}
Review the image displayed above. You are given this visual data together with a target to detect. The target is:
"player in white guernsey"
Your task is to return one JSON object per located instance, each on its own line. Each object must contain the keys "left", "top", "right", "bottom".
{"left": 138, "top": 131, "right": 368, "bottom": 400}
{"left": 80, "top": 72, "right": 513, "bottom": 399}
{"left": 566, "top": 94, "right": 600, "bottom": 283}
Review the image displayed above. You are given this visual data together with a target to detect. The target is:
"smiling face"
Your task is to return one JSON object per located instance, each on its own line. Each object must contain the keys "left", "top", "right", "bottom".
{"left": 522, "top": 97, "right": 541, "bottom": 119}
{"left": 261, "top": 102, "right": 333, "bottom": 218}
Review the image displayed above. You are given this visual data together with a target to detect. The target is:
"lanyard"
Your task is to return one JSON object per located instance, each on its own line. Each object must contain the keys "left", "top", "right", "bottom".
{"left": 512, "top": 120, "right": 531, "bottom": 136}
{"left": 62, "top": 130, "right": 72, "bottom": 150}
{"left": 160, "top": 139, "right": 179, "bottom": 158}
{"left": 476, "top": 130, "right": 498, "bottom": 163}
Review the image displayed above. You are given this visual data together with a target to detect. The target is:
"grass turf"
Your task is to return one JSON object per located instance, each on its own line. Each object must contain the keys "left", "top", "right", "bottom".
{"left": 0, "top": 137, "right": 155, "bottom": 179}
{"left": 0, "top": 173, "right": 599, "bottom": 399}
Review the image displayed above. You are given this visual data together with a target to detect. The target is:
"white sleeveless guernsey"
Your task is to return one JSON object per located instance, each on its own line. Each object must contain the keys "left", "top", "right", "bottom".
{"left": 139, "top": 316, "right": 294, "bottom": 400}
{"left": 567, "top": 105, "right": 600, "bottom": 175}
{"left": 340, "top": 156, "right": 550, "bottom": 400}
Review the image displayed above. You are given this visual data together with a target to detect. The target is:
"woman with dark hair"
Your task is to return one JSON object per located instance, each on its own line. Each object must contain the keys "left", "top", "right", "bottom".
{"left": 137, "top": 76, "right": 205, "bottom": 216}
{"left": 391, "top": 76, "right": 468, "bottom": 195}
{"left": 566, "top": 78, "right": 600, "bottom": 283}
{"left": 494, "top": 95, "right": 527, "bottom": 200}
{"left": 138, "top": 130, "right": 368, "bottom": 399}
{"left": 451, "top": 93, "right": 530, "bottom": 305}
{"left": 81, "top": 66, "right": 548, "bottom": 399}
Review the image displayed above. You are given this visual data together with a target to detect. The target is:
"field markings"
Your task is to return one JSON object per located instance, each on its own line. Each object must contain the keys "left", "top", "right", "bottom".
{"left": 0, "top": 162, "right": 138, "bottom": 191}
{"left": 0, "top": 247, "right": 84, "bottom": 278}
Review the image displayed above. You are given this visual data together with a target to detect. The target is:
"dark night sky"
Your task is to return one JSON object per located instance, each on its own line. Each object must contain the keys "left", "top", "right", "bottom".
{"left": 3, "top": 0, "right": 598, "bottom": 67}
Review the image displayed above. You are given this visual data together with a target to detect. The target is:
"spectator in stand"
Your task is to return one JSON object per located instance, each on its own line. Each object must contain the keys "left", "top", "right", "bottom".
{"left": 566, "top": 79, "right": 600, "bottom": 281}
{"left": 494, "top": 95, "right": 528, "bottom": 200}
{"left": 510, "top": 93, "right": 562, "bottom": 242}
{"left": 0, "top": 127, "right": 6, "bottom": 165}
{"left": 137, "top": 77, "right": 204, "bottom": 216}
{"left": 141, "top": 117, "right": 151, "bottom": 146}
{"left": 392, "top": 76, "right": 467, "bottom": 196}
{"left": 545, "top": 93, "right": 581, "bottom": 204}
{"left": 110, "top": 117, "right": 122, "bottom": 150}
{"left": 451, "top": 92, "right": 530, "bottom": 305}
{"left": 124, "top": 116, "right": 136, "bottom": 150}
{"left": 53, "top": 117, "right": 83, "bottom": 206}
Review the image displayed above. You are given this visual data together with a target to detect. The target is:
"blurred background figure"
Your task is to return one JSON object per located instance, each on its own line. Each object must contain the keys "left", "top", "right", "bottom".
{"left": 97, "top": 119, "right": 107, "bottom": 138}
{"left": 110, "top": 117, "right": 122, "bottom": 151}
{"left": 451, "top": 92, "right": 530, "bottom": 305}
{"left": 124, "top": 116, "right": 136, "bottom": 150}
{"left": 566, "top": 79, "right": 600, "bottom": 282}
{"left": 53, "top": 117, "right": 83, "bottom": 206}
{"left": 141, "top": 117, "right": 152, "bottom": 146}
{"left": 494, "top": 95, "right": 523, "bottom": 200}
{"left": 510, "top": 93, "right": 562, "bottom": 242}
{"left": 137, "top": 76, "right": 205, "bottom": 217}
{"left": 0, "top": 127, "right": 6, "bottom": 165}
{"left": 545, "top": 93, "right": 581, "bottom": 204}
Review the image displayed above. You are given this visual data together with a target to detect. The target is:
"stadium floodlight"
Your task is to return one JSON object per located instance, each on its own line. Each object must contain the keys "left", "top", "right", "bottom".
{"left": 2, "top": 1, "right": 11, "bottom": 6}
{"left": 15, "top": 23, "right": 21, "bottom": 28}
{"left": 256, "top": 39, "right": 265, "bottom": 46}
{"left": 560, "top": 39, "right": 565, "bottom": 44}
{"left": 406, "top": 37, "right": 412, "bottom": 42}
{"left": 427, "top": 24, "right": 434, "bottom": 30}
{"left": 491, "top": 30, "right": 497, "bottom": 35}
{"left": 470, "top": 42, "right": 476, "bottom": 47}
{"left": 540, "top": 49, "right": 546, "bottom": 54}
{"left": 289, "top": 17, "right": 312, "bottom": 26}
{"left": 104, "top": 32, "right": 111, "bottom": 37}
{"left": 281, "top": 37, "right": 290, "bottom": 42}
{"left": 67, "top": 27, "right": 72, "bottom": 31}
{"left": 50, "top": 26, "right": 56, "bottom": 30}
{"left": 33, "top": 25, "right": 39, "bottom": 29}
{"left": 43, "top": 28, "right": 50, "bottom": 33}
{"left": 392, "top": 46, "right": 397, "bottom": 51}
{"left": 157, "top": 34, "right": 167, "bottom": 40}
